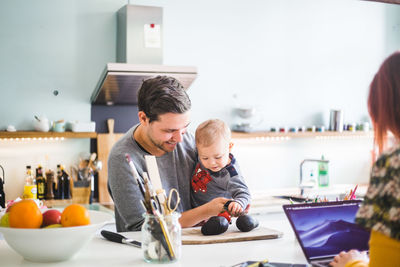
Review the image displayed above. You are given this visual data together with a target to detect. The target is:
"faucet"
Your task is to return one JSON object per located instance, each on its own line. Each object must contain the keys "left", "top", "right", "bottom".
{"left": 299, "top": 158, "right": 329, "bottom": 196}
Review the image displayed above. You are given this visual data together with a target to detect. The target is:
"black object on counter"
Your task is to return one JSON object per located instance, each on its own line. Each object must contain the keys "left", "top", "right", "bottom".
{"left": 101, "top": 230, "right": 141, "bottom": 248}
{"left": 236, "top": 215, "right": 259, "bottom": 232}
{"left": 201, "top": 216, "right": 229, "bottom": 235}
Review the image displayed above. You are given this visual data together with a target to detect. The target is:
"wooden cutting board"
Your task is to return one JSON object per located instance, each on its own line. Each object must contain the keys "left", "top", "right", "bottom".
{"left": 181, "top": 225, "right": 283, "bottom": 245}
{"left": 97, "top": 119, "right": 124, "bottom": 204}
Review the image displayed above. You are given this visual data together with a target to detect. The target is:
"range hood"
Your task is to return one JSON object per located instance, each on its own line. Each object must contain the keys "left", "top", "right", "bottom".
{"left": 91, "top": 63, "right": 197, "bottom": 105}
{"left": 91, "top": 5, "right": 197, "bottom": 105}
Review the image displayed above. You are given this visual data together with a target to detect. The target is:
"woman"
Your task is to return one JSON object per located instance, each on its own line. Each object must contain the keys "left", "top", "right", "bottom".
{"left": 330, "top": 51, "right": 400, "bottom": 266}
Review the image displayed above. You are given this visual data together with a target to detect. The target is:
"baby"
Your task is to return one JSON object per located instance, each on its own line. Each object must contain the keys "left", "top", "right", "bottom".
{"left": 191, "top": 119, "right": 251, "bottom": 217}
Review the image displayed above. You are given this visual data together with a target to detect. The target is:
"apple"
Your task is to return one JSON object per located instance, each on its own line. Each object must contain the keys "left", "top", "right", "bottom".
{"left": 5, "top": 201, "right": 16, "bottom": 212}
{"left": 42, "top": 209, "right": 62, "bottom": 227}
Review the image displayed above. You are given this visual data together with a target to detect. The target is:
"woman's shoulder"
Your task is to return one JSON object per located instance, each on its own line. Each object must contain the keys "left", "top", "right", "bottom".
{"left": 374, "top": 145, "right": 400, "bottom": 171}
{"left": 357, "top": 145, "right": 400, "bottom": 241}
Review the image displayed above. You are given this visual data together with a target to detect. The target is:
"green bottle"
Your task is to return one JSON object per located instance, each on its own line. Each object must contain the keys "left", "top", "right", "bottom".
{"left": 318, "top": 156, "right": 329, "bottom": 187}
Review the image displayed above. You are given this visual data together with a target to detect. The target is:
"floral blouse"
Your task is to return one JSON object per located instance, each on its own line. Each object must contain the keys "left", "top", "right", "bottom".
{"left": 356, "top": 146, "right": 400, "bottom": 241}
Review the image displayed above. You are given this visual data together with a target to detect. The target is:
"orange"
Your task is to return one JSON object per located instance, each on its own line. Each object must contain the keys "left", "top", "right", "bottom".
{"left": 8, "top": 199, "right": 43, "bottom": 228}
{"left": 61, "top": 204, "right": 90, "bottom": 227}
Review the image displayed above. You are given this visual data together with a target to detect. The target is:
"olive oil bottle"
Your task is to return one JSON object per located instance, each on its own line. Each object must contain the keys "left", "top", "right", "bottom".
{"left": 23, "top": 165, "right": 37, "bottom": 199}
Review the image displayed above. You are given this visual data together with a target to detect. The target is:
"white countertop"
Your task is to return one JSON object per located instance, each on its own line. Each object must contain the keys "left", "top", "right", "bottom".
{"left": 0, "top": 184, "right": 367, "bottom": 267}
{"left": 0, "top": 212, "right": 309, "bottom": 267}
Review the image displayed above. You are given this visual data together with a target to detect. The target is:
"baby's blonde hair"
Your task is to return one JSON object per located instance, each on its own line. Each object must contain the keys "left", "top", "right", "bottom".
{"left": 195, "top": 119, "right": 231, "bottom": 147}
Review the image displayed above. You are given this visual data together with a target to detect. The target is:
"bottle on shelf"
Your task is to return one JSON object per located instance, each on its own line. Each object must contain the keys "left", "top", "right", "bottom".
{"left": 45, "top": 169, "right": 55, "bottom": 200}
{"left": 318, "top": 155, "right": 329, "bottom": 187}
{"left": 23, "top": 165, "right": 37, "bottom": 199}
{"left": 56, "top": 164, "right": 65, "bottom": 199}
{"left": 61, "top": 166, "right": 71, "bottom": 200}
{"left": 36, "top": 165, "right": 46, "bottom": 200}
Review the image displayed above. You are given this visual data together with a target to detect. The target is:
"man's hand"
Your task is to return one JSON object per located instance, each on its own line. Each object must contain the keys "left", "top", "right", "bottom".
{"left": 228, "top": 201, "right": 243, "bottom": 217}
{"left": 329, "top": 250, "right": 369, "bottom": 267}
{"left": 179, "top": 197, "right": 230, "bottom": 228}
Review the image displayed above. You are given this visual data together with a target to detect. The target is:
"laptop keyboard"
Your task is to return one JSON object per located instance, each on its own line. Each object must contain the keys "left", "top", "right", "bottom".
{"left": 312, "top": 259, "right": 332, "bottom": 266}
{"left": 262, "top": 263, "right": 308, "bottom": 267}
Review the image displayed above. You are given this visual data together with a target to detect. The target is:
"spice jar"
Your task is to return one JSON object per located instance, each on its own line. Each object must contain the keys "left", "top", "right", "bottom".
{"left": 141, "top": 212, "right": 181, "bottom": 263}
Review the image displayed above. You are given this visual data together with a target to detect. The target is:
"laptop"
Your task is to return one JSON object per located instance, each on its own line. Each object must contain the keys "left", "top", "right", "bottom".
{"left": 283, "top": 200, "right": 370, "bottom": 267}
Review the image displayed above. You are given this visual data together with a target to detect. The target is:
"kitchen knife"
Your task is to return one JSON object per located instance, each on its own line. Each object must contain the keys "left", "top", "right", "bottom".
{"left": 101, "top": 230, "right": 141, "bottom": 248}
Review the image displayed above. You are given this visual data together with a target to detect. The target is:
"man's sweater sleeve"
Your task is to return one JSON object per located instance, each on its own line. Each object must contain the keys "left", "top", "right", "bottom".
{"left": 108, "top": 146, "right": 146, "bottom": 231}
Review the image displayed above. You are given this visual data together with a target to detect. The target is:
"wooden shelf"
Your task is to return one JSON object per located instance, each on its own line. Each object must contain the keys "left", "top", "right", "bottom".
{"left": 0, "top": 131, "right": 97, "bottom": 139}
{"left": 232, "top": 131, "right": 374, "bottom": 139}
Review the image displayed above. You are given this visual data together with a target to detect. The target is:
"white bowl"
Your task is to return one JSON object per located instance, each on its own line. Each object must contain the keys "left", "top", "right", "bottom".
{"left": 70, "top": 121, "right": 96, "bottom": 132}
{"left": 0, "top": 210, "right": 113, "bottom": 262}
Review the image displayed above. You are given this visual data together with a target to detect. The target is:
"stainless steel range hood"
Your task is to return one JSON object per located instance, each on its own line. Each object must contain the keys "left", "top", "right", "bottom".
{"left": 91, "top": 63, "right": 197, "bottom": 105}
{"left": 91, "top": 5, "right": 197, "bottom": 105}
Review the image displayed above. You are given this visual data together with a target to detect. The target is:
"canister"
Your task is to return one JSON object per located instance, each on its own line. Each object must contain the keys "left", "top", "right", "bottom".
{"left": 329, "top": 110, "right": 343, "bottom": 132}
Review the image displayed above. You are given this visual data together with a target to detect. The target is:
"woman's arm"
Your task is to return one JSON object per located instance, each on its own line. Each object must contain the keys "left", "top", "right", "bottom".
{"left": 179, "top": 197, "right": 229, "bottom": 228}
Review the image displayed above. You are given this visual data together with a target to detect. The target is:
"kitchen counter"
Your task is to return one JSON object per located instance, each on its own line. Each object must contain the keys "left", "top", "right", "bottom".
{"left": 0, "top": 212, "right": 308, "bottom": 267}
{"left": 0, "top": 184, "right": 366, "bottom": 266}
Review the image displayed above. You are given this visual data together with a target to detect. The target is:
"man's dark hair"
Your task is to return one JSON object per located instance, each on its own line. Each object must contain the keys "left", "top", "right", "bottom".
{"left": 137, "top": 76, "right": 191, "bottom": 122}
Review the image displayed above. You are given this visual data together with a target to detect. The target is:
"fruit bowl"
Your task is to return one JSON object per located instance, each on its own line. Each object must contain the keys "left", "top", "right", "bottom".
{"left": 0, "top": 210, "right": 113, "bottom": 262}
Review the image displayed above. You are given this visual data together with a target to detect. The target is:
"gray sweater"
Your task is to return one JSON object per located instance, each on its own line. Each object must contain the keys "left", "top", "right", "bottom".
{"left": 191, "top": 154, "right": 251, "bottom": 210}
{"left": 107, "top": 124, "right": 197, "bottom": 232}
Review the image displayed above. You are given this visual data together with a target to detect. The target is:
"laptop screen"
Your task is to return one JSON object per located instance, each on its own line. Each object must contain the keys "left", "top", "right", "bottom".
{"left": 283, "top": 200, "right": 370, "bottom": 261}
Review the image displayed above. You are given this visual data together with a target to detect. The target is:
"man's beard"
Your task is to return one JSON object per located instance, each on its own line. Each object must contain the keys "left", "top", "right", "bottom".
{"left": 148, "top": 134, "right": 175, "bottom": 153}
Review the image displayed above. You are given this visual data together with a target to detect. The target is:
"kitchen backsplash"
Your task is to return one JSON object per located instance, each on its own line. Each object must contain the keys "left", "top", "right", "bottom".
{"left": 0, "top": 139, "right": 89, "bottom": 201}
{"left": 0, "top": 135, "right": 373, "bottom": 202}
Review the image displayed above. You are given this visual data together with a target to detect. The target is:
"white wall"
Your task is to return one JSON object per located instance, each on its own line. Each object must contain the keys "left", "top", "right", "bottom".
{"left": 149, "top": 0, "right": 397, "bottom": 194}
{"left": 1, "top": 0, "right": 400, "bottom": 200}
{"left": 232, "top": 136, "right": 374, "bottom": 195}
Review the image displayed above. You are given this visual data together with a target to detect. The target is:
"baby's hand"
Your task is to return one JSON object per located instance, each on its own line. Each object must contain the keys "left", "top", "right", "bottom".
{"left": 228, "top": 201, "right": 243, "bottom": 217}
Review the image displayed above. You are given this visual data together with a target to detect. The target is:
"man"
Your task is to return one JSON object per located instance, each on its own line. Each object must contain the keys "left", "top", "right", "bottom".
{"left": 108, "top": 76, "right": 228, "bottom": 232}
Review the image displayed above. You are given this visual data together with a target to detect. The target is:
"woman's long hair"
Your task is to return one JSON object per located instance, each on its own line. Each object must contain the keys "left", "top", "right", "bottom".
{"left": 368, "top": 51, "right": 400, "bottom": 153}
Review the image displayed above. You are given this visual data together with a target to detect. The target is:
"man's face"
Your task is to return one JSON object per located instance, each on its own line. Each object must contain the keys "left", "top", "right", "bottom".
{"left": 145, "top": 112, "right": 191, "bottom": 153}
{"left": 197, "top": 138, "right": 231, "bottom": 172}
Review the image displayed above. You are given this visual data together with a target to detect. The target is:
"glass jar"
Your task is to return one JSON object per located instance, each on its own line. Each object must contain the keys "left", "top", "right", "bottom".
{"left": 141, "top": 212, "right": 181, "bottom": 263}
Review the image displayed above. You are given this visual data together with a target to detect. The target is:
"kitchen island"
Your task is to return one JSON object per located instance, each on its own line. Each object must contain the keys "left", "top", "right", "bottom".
{"left": 0, "top": 211, "right": 308, "bottom": 267}
{"left": 1, "top": 184, "right": 368, "bottom": 266}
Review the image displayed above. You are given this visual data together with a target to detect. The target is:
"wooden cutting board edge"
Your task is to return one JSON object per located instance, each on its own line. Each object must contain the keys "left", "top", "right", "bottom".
{"left": 182, "top": 232, "right": 283, "bottom": 245}
{"left": 181, "top": 226, "right": 284, "bottom": 245}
